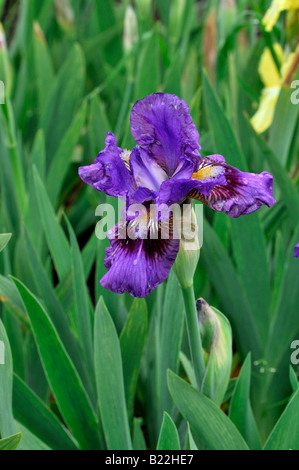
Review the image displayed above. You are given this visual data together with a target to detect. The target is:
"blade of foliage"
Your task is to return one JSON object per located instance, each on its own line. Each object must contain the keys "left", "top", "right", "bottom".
{"left": 203, "top": 70, "right": 271, "bottom": 342}
{"left": 0, "top": 234, "right": 11, "bottom": 252}
{"left": 0, "top": 319, "right": 17, "bottom": 438}
{"left": 40, "top": 43, "right": 85, "bottom": 160}
{"left": 94, "top": 298, "right": 132, "bottom": 450}
{"left": 229, "top": 354, "right": 261, "bottom": 450}
{"left": 0, "top": 432, "right": 22, "bottom": 450}
{"left": 264, "top": 390, "right": 299, "bottom": 450}
{"left": 156, "top": 412, "right": 180, "bottom": 450}
{"left": 33, "top": 168, "right": 71, "bottom": 281}
{"left": 12, "top": 277, "right": 102, "bottom": 450}
{"left": 168, "top": 371, "right": 249, "bottom": 450}
{"left": 120, "top": 299, "right": 148, "bottom": 424}
{"left": 13, "top": 374, "right": 77, "bottom": 450}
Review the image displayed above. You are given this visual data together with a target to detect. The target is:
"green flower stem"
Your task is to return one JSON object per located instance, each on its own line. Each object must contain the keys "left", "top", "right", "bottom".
{"left": 181, "top": 283, "right": 205, "bottom": 390}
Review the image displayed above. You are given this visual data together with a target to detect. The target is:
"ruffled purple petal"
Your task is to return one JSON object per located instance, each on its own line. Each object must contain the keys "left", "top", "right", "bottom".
{"left": 79, "top": 133, "right": 134, "bottom": 198}
{"left": 194, "top": 155, "right": 276, "bottom": 218}
{"left": 295, "top": 244, "right": 299, "bottom": 258}
{"left": 130, "top": 93, "right": 201, "bottom": 176}
{"left": 100, "top": 216, "right": 180, "bottom": 297}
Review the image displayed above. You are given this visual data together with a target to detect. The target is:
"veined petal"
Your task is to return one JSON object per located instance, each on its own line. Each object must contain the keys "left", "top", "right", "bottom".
{"left": 79, "top": 133, "right": 134, "bottom": 198}
{"left": 100, "top": 215, "right": 180, "bottom": 297}
{"left": 130, "top": 93, "right": 201, "bottom": 176}
{"left": 193, "top": 155, "right": 276, "bottom": 218}
{"left": 158, "top": 155, "right": 226, "bottom": 205}
{"left": 295, "top": 244, "right": 299, "bottom": 258}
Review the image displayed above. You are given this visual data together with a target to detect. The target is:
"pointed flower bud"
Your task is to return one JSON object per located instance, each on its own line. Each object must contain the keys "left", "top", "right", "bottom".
{"left": 123, "top": 6, "right": 139, "bottom": 55}
{"left": 54, "top": 0, "right": 75, "bottom": 34}
{"left": 197, "top": 298, "right": 232, "bottom": 405}
{"left": 173, "top": 205, "right": 200, "bottom": 289}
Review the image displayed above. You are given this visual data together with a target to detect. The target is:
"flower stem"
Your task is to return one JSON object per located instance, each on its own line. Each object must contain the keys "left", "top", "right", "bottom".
{"left": 181, "top": 283, "right": 205, "bottom": 390}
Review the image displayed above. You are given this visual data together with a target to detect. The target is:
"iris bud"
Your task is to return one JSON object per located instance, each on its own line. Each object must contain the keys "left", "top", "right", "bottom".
{"left": 197, "top": 298, "right": 232, "bottom": 406}
{"left": 0, "top": 24, "right": 7, "bottom": 80}
{"left": 54, "top": 0, "right": 75, "bottom": 35}
{"left": 173, "top": 205, "right": 200, "bottom": 289}
{"left": 218, "top": 0, "right": 237, "bottom": 47}
{"left": 123, "top": 6, "right": 139, "bottom": 55}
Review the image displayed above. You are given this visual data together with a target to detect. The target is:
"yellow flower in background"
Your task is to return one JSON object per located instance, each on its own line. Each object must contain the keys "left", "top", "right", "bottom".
{"left": 263, "top": 0, "right": 299, "bottom": 32}
{"left": 251, "top": 44, "right": 295, "bottom": 133}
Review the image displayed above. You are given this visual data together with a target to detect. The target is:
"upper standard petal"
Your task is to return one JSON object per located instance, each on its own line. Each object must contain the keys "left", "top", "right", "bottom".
{"left": 130, "top": 93, "right": 201, "bottom": 176}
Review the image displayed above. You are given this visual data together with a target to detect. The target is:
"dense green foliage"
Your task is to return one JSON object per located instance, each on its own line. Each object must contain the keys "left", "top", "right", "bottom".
{"left": 0, "top": 0, "right": 298, "bottom": 450}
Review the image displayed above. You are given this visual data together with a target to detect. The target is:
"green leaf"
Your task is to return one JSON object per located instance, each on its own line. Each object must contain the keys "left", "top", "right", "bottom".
{"left": 168, "top": 371, "right": 249, "bottom": 450}
{"left": 11, "top": 277, "right": 102, "bottom": 450}
{"left": 89, "top": 96, "right": 111, "bottom": 157}
{"left": 23, "top": 231, "right": 87, "bottom": 388}
{"left": 0, "top": 432, "right": 21, "bottom": 451}
{"left": 94, "top": 298, "right": 132, "bottom": 450}
{"left": 16, "top": 423, "right": 49, "bottom": 451}
{"left": 47, "top": 102, "right": 87, "bottom": 205}
{"left": 269, "top": 70, "right": 299, "bottom": 167}
{"left": 201, "top": 217, "right": 262, "bottom": 358}
{"left": 203, "top": 70, "right": 272, "bottom": 342}
{"left": 267, "top": 228, "right": 299, "bottom": 369}
{"left": 33, "top": 22, "right": 55, "bottom": 112}
{"left": 156, "top": 412, "right": 180, "bottom": 450}
{"left": 0, "top": 233, "right": 11, "bottom": 252}
{"left": 264, "top": 390, "right": 299, "bottom": 450}
{"left": 41, "top": 44, "right": 85, "bottom": 160}
{"left": 159, "top": 272, "right": 184, "bottom": 414}
{"left": 290, "top": 367, "right": 299, "bottom": 393}
{"left": 13, "top": 374, "right": 78, "bottom": 450}
{"left": 243, "top": 116, "right": 299, "bottom": 228}
{"left": 120, "top": 299, "right": 148, "bottom": 424}
{"left": 0, "top": 0, "right": 6, "bottom": 17}
{"left": 229, "top": 354, "right": 261, "bottom": 450}
{"left": 0, "top": 275, "right": 29, "bottom": 328}
{"left": 180, "top": 352, "right": 196, "bottom": 388}
{"left": 133, "top": 418, "right": 147, "bottom": 451}
{"left": 33, "top": 167, "right": 71, "bottom": 281}
{"left": 93, "top": 0, "right": 122, "bottom": 66}
{"left": 184, "top": 424, "right": 198, "bottom": 451}
{"left": 135, "top": 29, "right": 159, "bottom": 101}
{"left": 66, "top": 218, "right": 95, "bottom": 400}
{"left": 0, "top": 319, "right": 17, "bottom": 438}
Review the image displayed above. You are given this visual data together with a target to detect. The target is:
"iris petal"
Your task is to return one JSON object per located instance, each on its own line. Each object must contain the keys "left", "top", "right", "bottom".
{"left": 130, "top": 93, "right": 201, "bottom": 176}
{"left": 194, "top": 155, "right": 276, "bottom": 218}
{"left": 130, "top": 146, "right": 168, "bottom": 192}
{"left": 295, "top": 244, "right": 299, "bottom": 258}
{"left": 79, "top": 133, "right": 134, "bottom": 198}
{"left": 100, "top": 215, "right": 180, "bottom": 297}
{"left": 158, "top": 155, "right": 226, "bottom": 206}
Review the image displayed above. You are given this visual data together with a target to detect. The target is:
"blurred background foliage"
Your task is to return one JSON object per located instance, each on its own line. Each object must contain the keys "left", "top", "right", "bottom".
{"left": 0, "top": 0, "right": 299, "bottom": 450}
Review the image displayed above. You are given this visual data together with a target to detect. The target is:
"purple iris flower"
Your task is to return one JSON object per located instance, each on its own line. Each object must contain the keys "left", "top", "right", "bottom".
{"left": 295, "top": 244, "right": 299, "bottom": 258}
{"left": 79, "top": 93, "right": 276, "bottom": 298}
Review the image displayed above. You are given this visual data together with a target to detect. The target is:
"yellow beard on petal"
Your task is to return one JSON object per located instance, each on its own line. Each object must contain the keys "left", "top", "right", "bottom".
{"left": 120, "top": 149, "right": 131, "bottom": 170}
{"left": 192, "top": 166, "right": 222, "bottom": 181}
